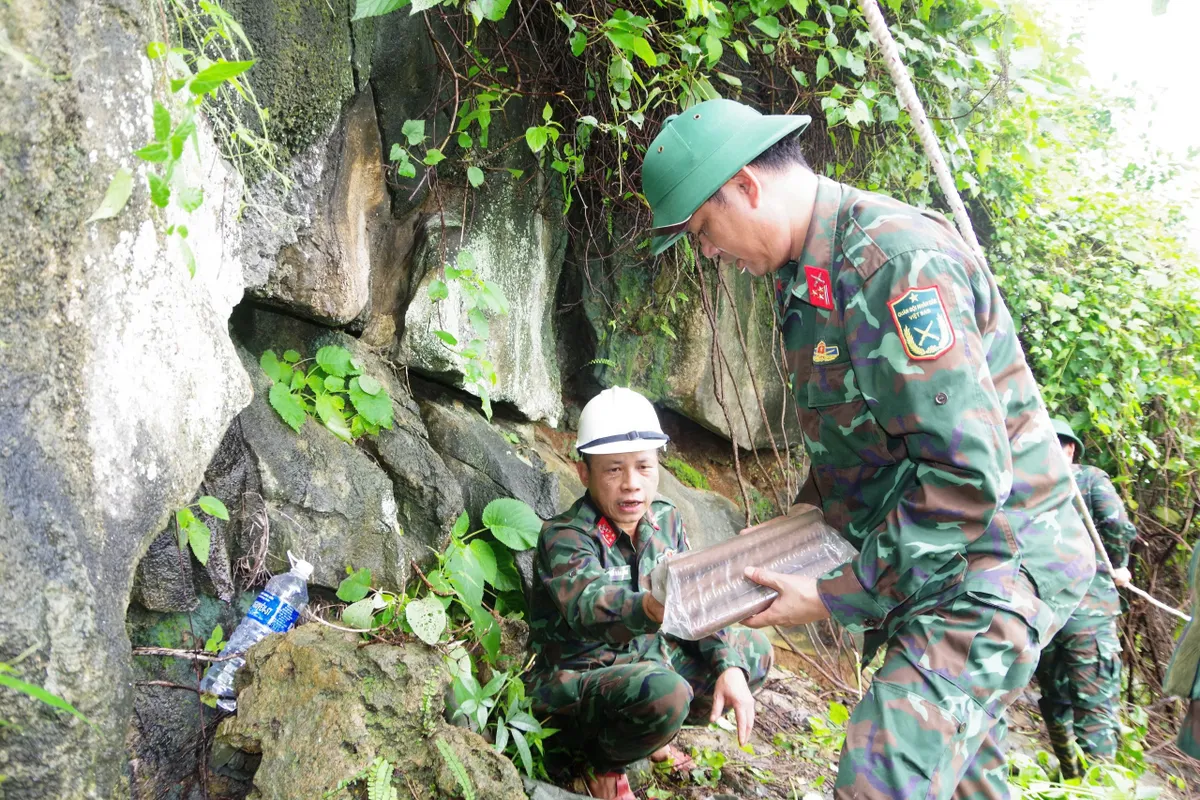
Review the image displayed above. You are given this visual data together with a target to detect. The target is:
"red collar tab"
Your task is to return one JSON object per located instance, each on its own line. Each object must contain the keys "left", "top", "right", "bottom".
{"left": 805, "top": 265, "right": 833, "bottom": 310}
{"left": 597, "top": 518, "right": 618, "bottom": 548}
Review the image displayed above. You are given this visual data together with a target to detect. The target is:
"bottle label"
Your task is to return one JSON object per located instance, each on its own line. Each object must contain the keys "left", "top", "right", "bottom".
{"left": 247, "top": 591, "right": 300, "bottom": 633}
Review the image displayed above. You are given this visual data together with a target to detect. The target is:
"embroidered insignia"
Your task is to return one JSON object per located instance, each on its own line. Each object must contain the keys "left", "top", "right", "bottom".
{"left": 887, "top": 286, "right": 956, "bottom": 360}
{"left": 813, "top": 341, "right": 840, "bottom": 364}
{"left": 805, "top": 265, "right": 833, "bottom": 310}
{"left": 597, "top": 518, "right": 618, "bottom": 547}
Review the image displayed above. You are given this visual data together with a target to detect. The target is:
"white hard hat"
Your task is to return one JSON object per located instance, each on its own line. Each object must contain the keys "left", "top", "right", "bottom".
{"left": 576, "top": 387, "right": 670, "bottom": 455}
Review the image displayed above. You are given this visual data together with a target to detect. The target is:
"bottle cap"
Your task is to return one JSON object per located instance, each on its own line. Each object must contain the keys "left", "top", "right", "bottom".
{"left": 287, "top": 550, "right": 314, "bottom": 581}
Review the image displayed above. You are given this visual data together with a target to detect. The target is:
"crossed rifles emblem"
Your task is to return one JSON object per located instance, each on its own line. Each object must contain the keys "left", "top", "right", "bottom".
{"left": 911, "top": 320, "right": 939, "bottom": 346}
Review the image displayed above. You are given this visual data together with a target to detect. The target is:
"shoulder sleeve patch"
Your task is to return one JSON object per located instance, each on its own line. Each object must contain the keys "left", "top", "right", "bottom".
{"left": 887, "top": 285, "right": 955, "bottom": 360}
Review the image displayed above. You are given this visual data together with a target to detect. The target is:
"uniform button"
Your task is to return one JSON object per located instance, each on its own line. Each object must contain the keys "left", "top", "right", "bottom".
{"left": 957, "top": 722, "right": 967, "bottom": 735}
{"left": 934, "top": 392, "right": 948, "bottom": 405}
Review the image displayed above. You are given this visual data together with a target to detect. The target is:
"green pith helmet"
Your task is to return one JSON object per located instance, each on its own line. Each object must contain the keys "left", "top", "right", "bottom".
{"left": 1051, "top": 417, "right": 1085, "bottom": 459}
{"left": 642, "top": 99, "right": 811, "bottom": 255}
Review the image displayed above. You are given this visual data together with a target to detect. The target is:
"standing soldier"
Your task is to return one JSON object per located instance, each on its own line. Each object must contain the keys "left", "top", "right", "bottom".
{"left": 641, "top": 99, "right": 1095, "bottom": 799}
{"left": 527, "top": 387, "right": 774, "bottom": 800}
{"left": 1037, "top": 419, "right": 1135, "bottom": 777}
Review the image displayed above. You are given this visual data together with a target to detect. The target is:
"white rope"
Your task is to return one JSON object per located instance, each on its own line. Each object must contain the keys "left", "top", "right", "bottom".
{"left": 855, "top": 0, "right": 1191, "bottom": 625}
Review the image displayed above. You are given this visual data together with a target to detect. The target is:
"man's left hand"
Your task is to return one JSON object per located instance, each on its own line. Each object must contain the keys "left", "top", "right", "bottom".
{"left": 710, "top": 667, "right": 755, "bottom": 747}
{"left": 741, "top": 569, "right": 831, "bottom": 628}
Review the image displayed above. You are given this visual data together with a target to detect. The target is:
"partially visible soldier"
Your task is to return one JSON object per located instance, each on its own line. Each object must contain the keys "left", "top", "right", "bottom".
{"left": 527, "top": 387, "right": 774, "bottom": 800}
{"left": 1036, "top": 419, "right": 1135, "bottom": 778}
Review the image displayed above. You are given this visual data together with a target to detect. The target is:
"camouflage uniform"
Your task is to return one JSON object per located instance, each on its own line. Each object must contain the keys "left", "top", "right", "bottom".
{"left": 778, "top": 176, "right": 1095, "bottom": 799}
{"left": 1034, "top": 464, "right": 1134, "bottom": 776}
{"left": 528, "top": 494, "right": 774, "bottom": 773}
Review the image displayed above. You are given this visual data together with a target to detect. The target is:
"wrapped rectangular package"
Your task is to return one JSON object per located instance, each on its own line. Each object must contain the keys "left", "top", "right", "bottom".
{"left": 649, "top": 504, "right": 856, "bottom": 640}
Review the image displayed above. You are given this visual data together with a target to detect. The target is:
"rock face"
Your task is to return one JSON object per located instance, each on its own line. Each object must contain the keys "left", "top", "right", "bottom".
{"left": 658, "top": 469, "right": 746, "bottom": 551}
{"left": 251, "top": 90, "right": 390, "bottom": 325}
{"left": 396, "top": 176, "right": 567, "bottom": 426}
{"left": 418, "top": 386, "right": 561, "bottom": 522}
{"left": 217, "top": 625, "right": 526, "bottom": 800}
{"left": 580, "top": 247, "right": 799, "bottom": 450}
{"left": 227, "top": 307, "right": 464, "bottom": 591}
{"left": 127, "top": 597, "right": 255, "bottom": 800}
{"left": 0, "top": 1, "right": 252, "bottom": 795}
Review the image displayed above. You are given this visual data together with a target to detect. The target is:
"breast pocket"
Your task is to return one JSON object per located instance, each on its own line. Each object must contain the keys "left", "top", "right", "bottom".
{"left": 804, "top": 361, "right": 894, "bottom": 469}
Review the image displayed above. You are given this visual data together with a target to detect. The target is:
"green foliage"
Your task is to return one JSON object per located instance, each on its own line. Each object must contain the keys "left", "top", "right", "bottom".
{"left": 773, "top": 700, "right": 848, "bottom": 764}
{"left": 323, "top": 755, "right": 397, "bottom": 800}
{"left": 445, "top": 653, "right": 555, "bottom": 779}
{"left": 687, "top": 745, "right": 727, "bottom": 788}
{"left": 335, "top": 497, "right": 539, "bottom": 645}
{"left": 332, "top": 497, "right": 551, "bottom": 779}
{"left": 1007, "top": 707, "right": 1165, "bottom": 799}
{"left": 89, "top": 0, "right": 282, "bottom": 280}
{"left": 174, "top": 495, "right": 228, "bottom": 566}
{"left": 261, "top": 346, "right": 394, "bottom": 441}
{"left": 663, "top": 456, "right": 709, "bottom": 490}
{"left": 86, "top": 168, "right": 134, "bottom": 223}
{"left": 203, "top": 624, "right": 227, "bottom": 653}
{"left": 367, "top": 757, "right": 397, "bottom": 800}
{"left": 436, "top": 737, "right": 477, "bottom": 800}
{"left": 427, "top": 251, "right": 512, "bottom": 421}
{"left": 0, "top": 663, "right": 93, "bottom": 728}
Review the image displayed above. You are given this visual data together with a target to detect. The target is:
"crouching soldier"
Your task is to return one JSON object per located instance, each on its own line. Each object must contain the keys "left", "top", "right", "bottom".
{"left": 528, "top": 387, "right": 773, "bottom": 800}
{"left": 1034, "top": 419, "right": 1135, "bottom": 778}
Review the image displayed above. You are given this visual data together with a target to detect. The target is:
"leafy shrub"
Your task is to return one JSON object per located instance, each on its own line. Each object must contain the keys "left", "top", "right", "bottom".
{"left": 260, "top": 346, "right": 394, "bottom": 442}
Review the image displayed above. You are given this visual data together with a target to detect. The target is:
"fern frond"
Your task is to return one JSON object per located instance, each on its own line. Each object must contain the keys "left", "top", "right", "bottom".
{"left": 436, "top": 738, "right": 476, "bottom": 800}
{"left": 367, "top": 757, "right": 395, "bottom": 800}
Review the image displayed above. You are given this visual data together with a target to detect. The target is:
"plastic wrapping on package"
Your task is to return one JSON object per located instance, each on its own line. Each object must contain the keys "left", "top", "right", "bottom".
{"left": 649, "top": 504, "right": 856, "bottom": 640}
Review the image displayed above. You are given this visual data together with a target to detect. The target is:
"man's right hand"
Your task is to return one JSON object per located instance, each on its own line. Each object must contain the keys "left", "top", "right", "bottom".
{"left": 1112, "top": 566, "right": 1132, "bottom": 587}
{"left": 643, "top": 592, "right": 665, "bottom": 623}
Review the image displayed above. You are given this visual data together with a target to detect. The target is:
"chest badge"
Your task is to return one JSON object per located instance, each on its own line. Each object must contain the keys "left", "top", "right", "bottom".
{"left": 887, "top": 286, "right": 955, "bottom": 360}
{"left": 813, "top": 341, "right": 840, "bottom": 364}
{"left": 804, "top": 265, "right": 834, "bottom": 310}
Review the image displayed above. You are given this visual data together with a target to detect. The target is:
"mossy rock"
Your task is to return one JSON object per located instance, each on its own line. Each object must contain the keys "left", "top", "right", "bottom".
{"left": 217, "top": 624, "right": 526, "bottom": 799}
{"left": 217, "top": 0, "right": 358, "bottom": 159}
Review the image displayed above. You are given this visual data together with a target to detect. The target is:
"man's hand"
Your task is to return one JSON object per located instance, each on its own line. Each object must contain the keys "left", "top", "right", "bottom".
{"left": 710, "top": 667, "right": 755, "bottom": 747}
{"left": 643, "top": 591, "right": 665, "bottom": 624}
{"left": 1112, "top": 566, "right": 1132, "bottom": 587}
{"left": 741, "top": 569, "right": 831, "bottom": 628}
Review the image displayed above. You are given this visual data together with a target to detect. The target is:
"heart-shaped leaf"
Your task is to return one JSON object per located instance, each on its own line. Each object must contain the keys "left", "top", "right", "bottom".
{"left": 337, "top": 567, "right": 373, "bottom": 602}
{"left": 197, "top": 495, "right": 229, "bottom": 521}
{"left": 342, "top": 598, "right": 376, "bottom": 630}
{"left": 482, "top": 498, "right": 542, "bottom": 551}
{"left": 406, "top": 595, "right": 448, "bottom": 645}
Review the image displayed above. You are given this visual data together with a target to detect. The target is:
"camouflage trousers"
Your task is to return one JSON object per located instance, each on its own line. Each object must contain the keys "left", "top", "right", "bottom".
{"left": 1034, "top": 613, "right": 1123, "bottom": 777}
{"left": 836, "top": 584, "right": 1060, "bottom": 800}
{"left": 530, "top": 627, "right": 774, "bottom": 772}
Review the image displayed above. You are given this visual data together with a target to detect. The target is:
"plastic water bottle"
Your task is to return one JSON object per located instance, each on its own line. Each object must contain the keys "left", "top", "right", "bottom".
{"left": 200, "top": 552, "right": 313, "bottom": 712}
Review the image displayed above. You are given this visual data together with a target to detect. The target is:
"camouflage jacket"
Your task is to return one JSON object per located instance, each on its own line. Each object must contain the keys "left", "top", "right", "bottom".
{"left": 528, "top": 493, "right": 748, "bottom": 677}
{"left": 779, "top": 176, "right": 1095, "bottom": 641}
{"left": 1073, "top": 464, "right": 1136, "bottom": 617}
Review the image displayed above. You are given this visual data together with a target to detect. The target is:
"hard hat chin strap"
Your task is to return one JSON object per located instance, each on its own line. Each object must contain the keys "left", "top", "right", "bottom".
{"left": 578, "top": 431, "right": 670, "bottom": 452}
